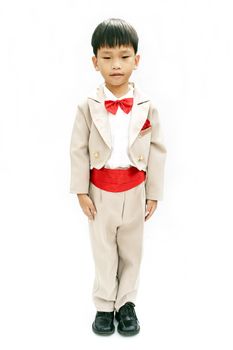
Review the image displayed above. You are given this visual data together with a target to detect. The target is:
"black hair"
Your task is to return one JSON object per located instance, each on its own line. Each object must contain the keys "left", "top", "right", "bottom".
{"left": 91, "top": 18, "right": 139, "bottom": 56}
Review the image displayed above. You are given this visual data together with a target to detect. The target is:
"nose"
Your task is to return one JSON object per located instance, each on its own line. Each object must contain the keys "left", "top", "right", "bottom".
{"left": 112, "top": 60, "right": 121, "bottom": 69}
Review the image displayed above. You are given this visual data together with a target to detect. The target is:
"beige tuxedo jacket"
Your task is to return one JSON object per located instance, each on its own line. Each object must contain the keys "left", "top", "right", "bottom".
{"left": 70, "top": 82, "right": 166, "bottom": 200}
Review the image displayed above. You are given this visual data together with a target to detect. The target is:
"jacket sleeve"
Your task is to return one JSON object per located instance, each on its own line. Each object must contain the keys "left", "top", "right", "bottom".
{"left": 69, "top": 104, "right": 90, "bottom": 194}
{"left": 145, "top": 104, "right": 167, "bottom": 201}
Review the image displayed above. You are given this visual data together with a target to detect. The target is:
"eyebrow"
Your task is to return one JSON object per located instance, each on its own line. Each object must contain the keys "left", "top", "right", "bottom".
{"left": 100, "top": 49, "right": 132, "bottom": 54}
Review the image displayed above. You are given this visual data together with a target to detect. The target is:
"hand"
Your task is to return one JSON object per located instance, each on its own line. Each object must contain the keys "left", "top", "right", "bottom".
{"left": 77, "top": 194, "right": 97, "bottom": 220}
{"left": 145, "top": 199, "right": 158, "bottom": 221}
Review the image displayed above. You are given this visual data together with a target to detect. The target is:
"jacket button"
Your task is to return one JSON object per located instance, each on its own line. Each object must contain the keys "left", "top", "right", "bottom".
{"left": 94, "top": 152, "right": 99, "bottom": 159}
{"left": 138, "top": 155, "right": 144, "bottom": 161}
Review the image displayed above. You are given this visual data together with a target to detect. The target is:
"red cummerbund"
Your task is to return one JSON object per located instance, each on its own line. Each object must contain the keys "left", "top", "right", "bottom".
{"left": 90, "top": 166, "right": 146, "bottom": 192}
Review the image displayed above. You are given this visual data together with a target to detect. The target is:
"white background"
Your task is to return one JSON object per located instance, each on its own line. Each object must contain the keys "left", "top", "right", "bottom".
{"left": 1, "top": 0, "right": 233, "bottom": 349}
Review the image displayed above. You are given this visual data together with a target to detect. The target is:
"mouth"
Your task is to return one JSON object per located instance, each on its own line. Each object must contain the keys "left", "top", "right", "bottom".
{"left": 109, "top": 73, "right": 124, "bottom": 77}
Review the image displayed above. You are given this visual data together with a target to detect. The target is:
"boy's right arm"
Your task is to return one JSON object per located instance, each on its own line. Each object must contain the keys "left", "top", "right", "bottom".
{"left": 70, "top": 104, "right": 90, "bottom": 194}
{"left": 70, "top": 104, "right": 97, "bottom": 220}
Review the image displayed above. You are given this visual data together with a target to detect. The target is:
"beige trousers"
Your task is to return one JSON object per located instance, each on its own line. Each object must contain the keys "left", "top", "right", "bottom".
{"left": 88, "top": 181, "right": 146, "bottom": 312}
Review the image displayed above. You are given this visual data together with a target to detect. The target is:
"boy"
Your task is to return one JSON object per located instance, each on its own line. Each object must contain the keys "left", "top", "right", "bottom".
{"left": 70, "top": 18, "right": 166, "bottom": 336}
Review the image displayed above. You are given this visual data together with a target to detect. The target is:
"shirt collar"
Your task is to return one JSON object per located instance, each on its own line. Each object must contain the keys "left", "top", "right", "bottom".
{"left": 87, "top": 81, "right": 150, "bottom": 105}
{"left": 103, "top": 84, "right": 134, "bottom": 101}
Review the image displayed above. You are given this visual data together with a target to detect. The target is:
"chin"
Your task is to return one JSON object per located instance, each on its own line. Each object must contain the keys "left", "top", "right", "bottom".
{"left": 107, "top": 79, "right": 128, "bottom": 86}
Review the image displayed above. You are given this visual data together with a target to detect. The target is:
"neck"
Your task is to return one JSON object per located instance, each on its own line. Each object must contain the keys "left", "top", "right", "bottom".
{"left": 105, "top": 82, "right": 130, "bottom": 98}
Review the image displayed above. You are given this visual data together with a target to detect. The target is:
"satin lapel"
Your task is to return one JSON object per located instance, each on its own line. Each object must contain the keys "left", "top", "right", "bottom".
{"left": 87, "top": 86, "right": 112, "bottom": 149}
{"left": 128, "top": 87, "right": 150, "bottom": 148}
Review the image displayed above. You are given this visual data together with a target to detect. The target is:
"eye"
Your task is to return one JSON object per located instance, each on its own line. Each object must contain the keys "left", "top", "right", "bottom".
{"left": 102, "top": 57, "right": 111, "bottom": 59}
{"left": 122, "top": 56, "right": 130, "bottom": 59}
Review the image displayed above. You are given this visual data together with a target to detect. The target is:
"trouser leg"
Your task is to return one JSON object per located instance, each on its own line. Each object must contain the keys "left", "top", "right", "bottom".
{"left": 115, "top": 182, "right": 146, "bottom": 311}
{"left": 88, "top": 181, "right": 146, "bottom": 312}
{"left": 88, "top": 182, "right": 122, "bottom": 311}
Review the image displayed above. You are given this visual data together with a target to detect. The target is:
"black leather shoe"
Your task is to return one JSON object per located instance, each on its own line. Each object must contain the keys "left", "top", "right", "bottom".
{"left": 115, "top": 302, "right": 140, "bottom": 336}
{"left": 92, "top": 311, "right": 115, "bottom": 335}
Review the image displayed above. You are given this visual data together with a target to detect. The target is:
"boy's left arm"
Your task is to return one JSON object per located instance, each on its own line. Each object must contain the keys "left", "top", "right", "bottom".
{"left": 145, "top": 104, "right": 167, "bottom": 221}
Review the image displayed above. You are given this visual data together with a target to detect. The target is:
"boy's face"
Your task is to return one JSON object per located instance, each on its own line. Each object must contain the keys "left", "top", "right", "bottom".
{"left": 92, "top": 45, "right": 140, "bottom": 89}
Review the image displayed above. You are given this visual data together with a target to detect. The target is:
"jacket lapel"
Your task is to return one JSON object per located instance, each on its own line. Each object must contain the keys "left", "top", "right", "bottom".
{"left": 128, "top": 85, "right": 150, "bottom": 147}
{"left": 87, "top": 82, "right": 150, "bottom": 149}
{"left": 87, "top": 87, "right": 112, "bottom": 148}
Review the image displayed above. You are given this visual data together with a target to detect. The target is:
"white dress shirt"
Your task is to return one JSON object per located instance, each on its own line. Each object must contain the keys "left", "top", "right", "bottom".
{"left": 103, "top": 84, "right": 136, "bottom": 169}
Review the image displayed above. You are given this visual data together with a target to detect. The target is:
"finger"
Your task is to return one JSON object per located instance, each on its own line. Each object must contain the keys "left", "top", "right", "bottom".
{"left": 145, "top": 209, "right": 151, "bottom": 221}
{"left": 145, "top": 207, "right": 155, "bottom": 221}
{"left": 86, "top": 208, "right": 94, "bottom": 220}
{"left": 90, "top": 205, "right": 97, "bottom": 216}
{"left": 145, "top": 213, "right": 151, "bottom": 221}
{"left": 146, "top": 205, "right": 152, "bottom": 213}
{"left": 145, "top": 206, "right": 152, "bottom": 217}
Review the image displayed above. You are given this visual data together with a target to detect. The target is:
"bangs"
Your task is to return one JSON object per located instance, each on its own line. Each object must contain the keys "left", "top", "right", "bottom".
{"left": 91, "top": 18, "right": 138, "bottom": 56}
{"left": 99, "top": 23, "right": 135, "bottom": 49}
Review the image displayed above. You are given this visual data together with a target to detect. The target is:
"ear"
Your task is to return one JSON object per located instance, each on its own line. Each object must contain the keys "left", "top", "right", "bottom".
{"left": 92, "top": 56, "right": 99, "bottom": 71}
{"left": 134, "top": 54, "right": 140, "bottom": 70}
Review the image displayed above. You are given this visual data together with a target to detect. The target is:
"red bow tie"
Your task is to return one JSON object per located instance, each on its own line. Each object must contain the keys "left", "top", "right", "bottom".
{"left": 104, "top": 98, "right": 133, "bottom": 115}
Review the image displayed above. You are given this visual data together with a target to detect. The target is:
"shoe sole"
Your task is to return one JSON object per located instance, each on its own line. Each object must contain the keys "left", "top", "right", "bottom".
{"left": 117, "top": 326, "right": 140, "bottom": 336}
{"left": 92, "top": 323, "right": 115, "bottom": 336}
